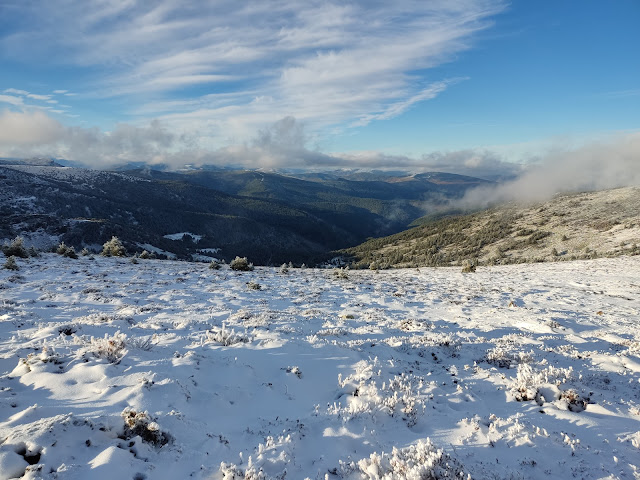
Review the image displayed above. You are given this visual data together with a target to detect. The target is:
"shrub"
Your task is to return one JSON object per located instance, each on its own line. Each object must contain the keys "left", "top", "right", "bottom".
{"left": 461, "top": 260, "right": 476, "bottom": 273}
{"left": 3, "top": 237, "right": 28, "bottom": 258}
{"left": 209, "top": 259, "right": 221, "bottom": 270}
{"left": 279, "top": 263, "right": 289, "bottom": 274}
{"left": 333, "top": 267, "right": 349, "bottom": 279}
{"left": 81, "top": 247, "right": 90, "bottom": 256}
{"left": 205, "top": 325, "right": 250, "bottom": 346}
{"left": 101, "top": 236, "right": 127, "bottom": 257}
{"left": 354, "top": 439, "right": 466, "bottom": 479}
{"left": 4, "top": 256, "right": 19, "bottom": 271}
{"left": 121, "top": 408, "right": 171, "bottom": 447}
{"left": 139, "top": 250, "right": 152, "bottom": 259}
{"left": 230, "top": 256, "right": 253, "bottom": 271}
{"left": 247, "top": 281, "right": 262, "bottom": 290}
{"left": 88, "top": 332, "right": 127, "bottom": 363}
{"left": 56, "top": 242, "right": 78, "bottom": 259}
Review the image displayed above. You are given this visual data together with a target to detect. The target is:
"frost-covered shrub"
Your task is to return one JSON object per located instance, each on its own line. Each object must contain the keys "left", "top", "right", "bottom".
{"left": 461, "top": 260, "right": 476, "bottom": 273}
{"left": 333, "top": 267, "right": 349, "bottom": 279}
{"left": 209, "top": 259, "right": 221, "bottom": 270}
{"left": 139, "top": 250, "right": 152, "bottom": 259}
{"left": 561, "top": 389, "right": 589, "bottom": 412}
{"left": 219, "top": 434, "right": 292, "bottom": 479}
{"left": 87, "top": 332, "right": 128, "bottom": 363}
{"left": 101, "top": 236, "right": 127, "bottom": 257}
{"left": 510, "top": 364, "right": 574, "bottom": 402}
{"left": 484, "top": 347, "right": 533, "bottom": 369}
{"left": 56, "top": 242, "right": 78, "bottom": 259}
{"left": 354, "top": 439, "right": 467, "bottom": 479}
{"left": 247, "top": 281, "right": 262, "bottom": 290}
{"left": 205, "top": 325, "right": 250, "bottom": 346}
{"left": 12, "top": 346, "right": 64, "bottom": 375}
{"left": 332, "top": 359, "right": 426, "bottom": 426}
{"left": 4, "top": 255, "right": 19, "bottom": 271}
{"left": 121, "top": 408, "right": 171, "bottom": 447}
{"left": 230, "top": 256, "right": 253, "bottom": 271}
{"left": 279, "top": 263, "right": 289, "bottom": 274}
{"left": 2, "top": 236, "right": 28, "bottom": 258}
{"left": 219, "top": 463, "right": 265, "bottom": 480}
{"left": 81, "top": 247, "right": 91, "bottom": 256}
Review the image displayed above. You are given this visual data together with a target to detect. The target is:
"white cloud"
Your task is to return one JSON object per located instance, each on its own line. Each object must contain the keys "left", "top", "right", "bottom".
{"left": 3, "top": 88, "right": 29, "bottom": 96}
{"left": 26, "top": 93, "right": 52, "bottom": 101}
{"left": 458, "top": 131, "right": 640, "bottom": 208}
{"left": 0, "top": 0, "right": 506, "bottom": 146}
{"left": 0, "top": 94, "right": 24, "bottom": 107}
{"left": 0, "top": 110, "right": 65, "bottom": 146}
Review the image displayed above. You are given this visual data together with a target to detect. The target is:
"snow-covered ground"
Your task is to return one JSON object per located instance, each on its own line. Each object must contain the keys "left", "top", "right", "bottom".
{"left": 163, "top": 233, "right": 203, "bottom": 243}
{"left": 1, "top": 255, "right": 639, "bottom": 479}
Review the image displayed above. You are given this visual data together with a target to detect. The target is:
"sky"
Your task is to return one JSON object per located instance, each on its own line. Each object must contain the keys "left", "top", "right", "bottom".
{"left": 0, "top": 0, "right": 639, "bottom": 179}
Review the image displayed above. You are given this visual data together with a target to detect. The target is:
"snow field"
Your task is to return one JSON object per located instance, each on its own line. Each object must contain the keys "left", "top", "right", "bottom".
{"left": 0, "top": 255, "right": 639, "bottom": 479}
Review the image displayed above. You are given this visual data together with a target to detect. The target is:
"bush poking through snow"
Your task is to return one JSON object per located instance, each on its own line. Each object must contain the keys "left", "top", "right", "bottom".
{"left": 561, "top": 389, "right": 589, "bottom": 412}
{"left": 279, "top": 263, "right": 289, "bottom": 274}
{"left": 13, "top": 346, "right": 64, "bottom": 375}
{"left": 88, "top": 332, "right": 128, "bottom": 363}
{"left": 219, "top": 463, "right": 265, "bottom": 480}
{"left": 205, "top": 325, "right": 250, "bottom": 346}
{"left": 230, "top": 256, "right": 254, "bottom": 271}
{"left": 56, "top": 242, "right": 78, "bottom": 259}
{"left": 333, "top": 267, "right": 349, "bottom": 279}
{"left": 121, "top": 408, "right": 171, "bottom": 447}
{"left": 139, "top": 250, "right": 152, "bottom": 259}
{"left": 4, "top": 255, "right": 19, "bottom": 271}
{"left": 209, "top": 259, "right": 221, "bottom": 270}
{"left": 2, "top": 236, "right": 29, "bottom": 258}
{"left": 461, "top": 260, "right": 476, "bottom": 273}
{"left": 510, "top": 363, "right": 574, "bottom": 402}
{"left": 101, "top": 236, "right": 127, "bottom": 257}
{"left": 484, "top": 347, "right": 533, "bottom": 369}
{"left": 247, "top": 281, "right": 262, "bottom": 290}
{"left": 355, "top": 439, "right": 467, "bottom": 479}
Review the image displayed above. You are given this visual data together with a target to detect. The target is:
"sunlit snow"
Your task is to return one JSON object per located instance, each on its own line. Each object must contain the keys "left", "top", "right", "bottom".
{"left": 1, "top": 255, "right": 639, "bottom": 479}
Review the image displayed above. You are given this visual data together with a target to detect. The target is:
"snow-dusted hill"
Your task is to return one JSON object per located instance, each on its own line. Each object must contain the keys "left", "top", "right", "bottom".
{"left": 346, "top": 186, "right": 640, "bottom": 268}
{"left": 1, "top": 255, "right": 639, "bottom": 479}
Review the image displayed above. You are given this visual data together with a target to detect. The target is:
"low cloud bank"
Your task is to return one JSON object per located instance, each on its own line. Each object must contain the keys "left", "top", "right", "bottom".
{"left": 1, "top": 110, "right": 638, "bottom": 211}
{"left": 457, "top": 132, "right": 640, "bottom": 210}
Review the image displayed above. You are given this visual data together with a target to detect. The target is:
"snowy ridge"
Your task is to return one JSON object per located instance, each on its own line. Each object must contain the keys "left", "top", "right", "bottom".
{"left": 4, "top": 165, "right": 150, "bottom": 185}
{"left": 0, "top": 255, "right": 639, "bottom": 479}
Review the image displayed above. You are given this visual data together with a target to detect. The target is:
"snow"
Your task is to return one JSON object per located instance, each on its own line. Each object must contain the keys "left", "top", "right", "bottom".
{"left": 4, "top": 165, "right": 148, "bottom": 185}
{"left": 0, "top": 254, "right": 639, "bottom": 479}
{"left": 163, "top": 232, "right": 203, "bottom": 243}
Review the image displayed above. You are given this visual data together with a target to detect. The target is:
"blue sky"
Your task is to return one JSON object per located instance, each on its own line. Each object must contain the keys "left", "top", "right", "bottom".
{"left": 0, "top": 0, "right": 638, "bottom": 174}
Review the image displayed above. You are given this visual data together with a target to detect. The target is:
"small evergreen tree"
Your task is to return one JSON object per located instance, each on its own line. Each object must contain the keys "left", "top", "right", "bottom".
{"left": 230, "top": 256, "right": 253, "bottom": 271}
{"left": 4, "top": 255, "right": 19, "bottom": 270}
{"left": 101, "top": 236, "right": 127, "bottom": 257}
{"left": 3, "top": 237, "right": 28, "bottom": 258}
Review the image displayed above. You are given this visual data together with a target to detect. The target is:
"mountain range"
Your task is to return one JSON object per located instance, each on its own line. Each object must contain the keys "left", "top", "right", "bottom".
{"left": 0, "top": 161, "right": 490, "bottom": 264}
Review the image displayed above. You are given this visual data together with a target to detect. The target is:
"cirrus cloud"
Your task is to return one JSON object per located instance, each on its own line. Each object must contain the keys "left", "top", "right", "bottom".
{"left": 0, "top": 0, "right": 507, "bottom": 146}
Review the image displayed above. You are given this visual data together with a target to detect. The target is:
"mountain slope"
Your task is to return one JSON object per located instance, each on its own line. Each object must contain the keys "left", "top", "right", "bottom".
{"left": 343, "top": 186, "right": 640, "bottom": 268}
{"left": 0, "top": 165, "right": 490, "bottom": 264}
